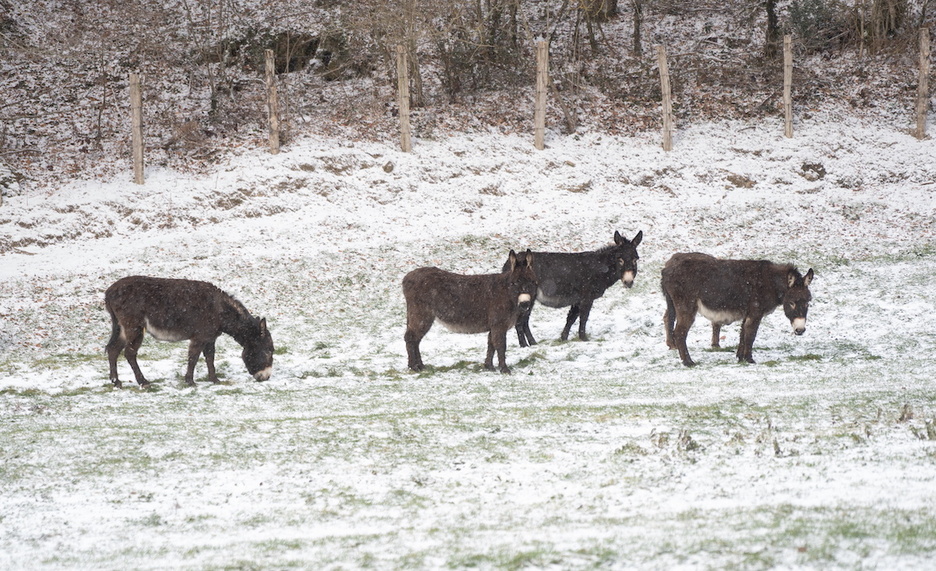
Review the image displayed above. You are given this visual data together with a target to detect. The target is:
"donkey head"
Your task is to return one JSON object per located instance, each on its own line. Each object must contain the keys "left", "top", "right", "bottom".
{"left": 612, "top": 230, "right": 643, "bottom": 288}
{"left": 506, "top": 249, "right": 537, "bottom": 312}
{"left": 242, "top": 317, "right": 274, "bottom": 381}
{"left": 783, "top": 268, "right": 814, "bottom": 335}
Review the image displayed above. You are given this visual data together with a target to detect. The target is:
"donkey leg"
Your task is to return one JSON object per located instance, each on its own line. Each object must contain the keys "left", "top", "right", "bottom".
{"left": 105, "top": 320, "right": 127, "bottom": 388}
{"left": 516, "top": 308, "right": 536, "bottom": 347}
{"left": 486, "top": 329, "right": 511, "bottom": 374}
{"left": 576, "top": 299, "right": 594, "bottom": 341}
{"left": 560, "top": 306, "right": 580, "bottom": 341}
{"left": 484, "top": 331, "right": 496, "bottom": 371}
{"left": 203, "top": 339, "right": 219, "bottom": 383}
{"left": 123, "top": 326, "right": 150, "bottom": 386}
{"left": 711, "top": 324, "right": 722, "bottom": 348}
{"left": 737, "top": 317, "right": 761, "bottom": 364}
{"left": 404, "top": 330, "right": 424, "bottom": 371}
{"left": 184, "top": 340, "right": 204, "bottom": 385}
{"left": 404, "top": 313, "right": 432, "bottom": 372}
{"left": 673, "top": 309, "right": 697, "bottom": 367}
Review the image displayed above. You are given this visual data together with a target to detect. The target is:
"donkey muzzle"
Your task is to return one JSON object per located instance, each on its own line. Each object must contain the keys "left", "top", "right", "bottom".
{"left": 253, "top": 367, "right": 273, "bottom": 382}
{"left": 621, "top": 271, "right": 636, "bottom": 289}
{"left": 518, "top": 293, "right": 533, "bottom": 312}
{"left": 792, "top": 318, "right": 806, "bottom": 336}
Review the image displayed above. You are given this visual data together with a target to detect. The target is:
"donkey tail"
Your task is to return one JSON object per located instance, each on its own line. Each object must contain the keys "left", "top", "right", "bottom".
{"left": 104, "top": 295, "right": 123, "bottom": 349}
{"left": 662, "top": 284, "right": 677, "bottom": 349}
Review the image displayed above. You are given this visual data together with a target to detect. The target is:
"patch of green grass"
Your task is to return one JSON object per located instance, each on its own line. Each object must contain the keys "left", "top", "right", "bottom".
{"left": 705, "top": 346, "right": 735, "bottom": 353}
{"left": 413, "top": 360, "right": 489, "bottom": 376}
{"left": 31, "top": 352, "right": 100, "bottom": 370}
{"left": 612, "top": 441, "right": 649, "bottom": 457}
{"left": 131, "top": 512, "right": 165, "bottom": 527}
{"left": 513, "top": 350, "right": 547, "bottom": 369}
{"left": 789, "top": 353, "right": 822, "bottom": 362}
{"left": 0, "top": 387, "right": 45, "bottom": 397}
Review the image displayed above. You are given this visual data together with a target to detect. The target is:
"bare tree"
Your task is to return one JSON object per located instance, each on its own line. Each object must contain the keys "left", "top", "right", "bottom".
{"left": 631, "top": 0, "right": 644, "bottom": 56}
{"left": 765, "top": 0, "right": 780, "bottom": 58}
{"left": 870, "top": 0, "right": 907, "bottom": 47}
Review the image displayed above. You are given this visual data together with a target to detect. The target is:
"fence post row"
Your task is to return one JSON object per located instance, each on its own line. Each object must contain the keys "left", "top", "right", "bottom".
{"left": 784, "top": 35, "right": 793, "bottom": 138}
{"left": 534, "top": 40, "right": 548, "bottom": 150}
{"left": 128, "top": 33, "right": 932, "bottom": 181}
{"left": 265, "top": 49, "right": 281, "bottom": 155}
{"left": 130, "top": 73, "right": 144, "bottom": 185}
{"left": 916, "top": 28, "right": 930, "bottom": 141}
{"left": 656, "top": 45, "right": 673, "bottom": 151}
{"left": 396, "top": 45, "right": 413, "bottom": 153}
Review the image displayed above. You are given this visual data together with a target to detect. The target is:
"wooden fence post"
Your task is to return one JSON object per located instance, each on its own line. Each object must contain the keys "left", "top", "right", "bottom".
{"left": 265, "top": 49, "right": 280, "bottom": 154}
{"left": 916, "top": 28, "right": 930, "bottom": 140}
{"left": 396, "top": 45, "right": 412, "bottom": 153}
{"left": 783, "top": 35, "right": 793, "bottom": 138}
{"left": 534, "top": 40, "right": 548, "bottom": 150}
{"left": 656, "top": 45, "right": 673, "bottom": 151}
{"left": 130, "top": 73, "right": 144, "bottom": 185}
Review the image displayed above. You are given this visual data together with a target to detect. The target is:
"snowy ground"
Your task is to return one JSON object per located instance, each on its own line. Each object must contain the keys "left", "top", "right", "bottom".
{"left": 2, "top": 113, "right": 936, "bottom": 569}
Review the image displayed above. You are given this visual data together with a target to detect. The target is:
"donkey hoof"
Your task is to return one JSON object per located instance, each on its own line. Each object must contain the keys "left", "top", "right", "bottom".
{"left": 111, "top": 379, "right": 123, "bottom": 389}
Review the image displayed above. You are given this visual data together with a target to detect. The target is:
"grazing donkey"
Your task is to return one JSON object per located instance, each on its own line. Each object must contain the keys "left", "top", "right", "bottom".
{"left": 105, "top": 276, "right": 274, "bottom": 387}
{"left": 508, "top": 230, "right": 643, "bottom": 346}
{"left": 403, "top": 250, "right": 537, "bottom": 373}
{"left": 661, "top": 253, "right": 814, "bottom": 367}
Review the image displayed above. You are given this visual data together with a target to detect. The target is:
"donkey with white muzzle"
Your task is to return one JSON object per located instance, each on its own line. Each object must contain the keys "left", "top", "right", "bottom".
{"left": 105, "top": 276, "right": 274, "bottom": 387}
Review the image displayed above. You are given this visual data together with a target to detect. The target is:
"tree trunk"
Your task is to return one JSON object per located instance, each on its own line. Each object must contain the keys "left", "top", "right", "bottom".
{"left": 630, "top": 0, "right": 643, "bottom": 56}
{"left": 765, "top": 0, "right": 780, "bottom": 58}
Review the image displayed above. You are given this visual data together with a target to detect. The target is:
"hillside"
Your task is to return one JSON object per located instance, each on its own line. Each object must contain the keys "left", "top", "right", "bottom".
{"left": 1, "top": 0, "right": 933, "bottom": 196}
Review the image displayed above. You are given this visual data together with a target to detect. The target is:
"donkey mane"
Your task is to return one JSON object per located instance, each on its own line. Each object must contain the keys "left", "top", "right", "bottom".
{"left": 593, "top": 242, "right": 620, "bottom": 255}
{"left": 218, "top": 291, "right": 266, "bottom": 344}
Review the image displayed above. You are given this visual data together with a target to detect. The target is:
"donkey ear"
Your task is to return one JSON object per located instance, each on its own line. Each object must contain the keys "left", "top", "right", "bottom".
{"left": 631, "top": 230, "right": 643, "bottom": 247}
{"left": 803, "top": 268, "right": 814, "bottom": 286}
{"left": 507, "top": 249, "right": 518, "bottom": 272}
{"left": 787, "top": 270, "right": 798, "bottom": 288}
{"left": 259, "top": 318, "right": 268, "bottom": 333}
{"left": 614, "top": 230, "right": 623, "bottom": 245}
{"left": 523, "top": 249, "right": 534, "bottom": 267}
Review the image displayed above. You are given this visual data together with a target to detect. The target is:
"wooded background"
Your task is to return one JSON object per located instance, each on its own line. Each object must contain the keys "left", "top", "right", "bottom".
{"left": 0, "top": 0, "right": 933, "bottom": 190}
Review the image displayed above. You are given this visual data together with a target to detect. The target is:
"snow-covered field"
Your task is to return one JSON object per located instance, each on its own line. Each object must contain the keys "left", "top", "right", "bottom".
{"left": 2, "top": 114, "right": 936, "bottom": 569}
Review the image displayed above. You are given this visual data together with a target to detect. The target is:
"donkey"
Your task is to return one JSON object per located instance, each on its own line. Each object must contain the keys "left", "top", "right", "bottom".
{"left": 661, "top": 253, "right": 814, "bottom": 367}
{"left": 105, "top": 276, "right": 274, "bottom": 387}
{"left": 403, "top": 249, "right": 537, "bottom": 374}
{"left": 507, "top": 230, "right": 643, "bottom": 346}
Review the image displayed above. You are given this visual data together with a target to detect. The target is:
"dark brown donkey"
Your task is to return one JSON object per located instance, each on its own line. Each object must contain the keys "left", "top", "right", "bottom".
{"left": 105, "top": 276, "right": 274, "bottom": 387}
{"left": 403, "top": 250, "right": 537, "bottom": 373}
{"left": 661, "top": 253, "right": 814, "bottom": 367}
